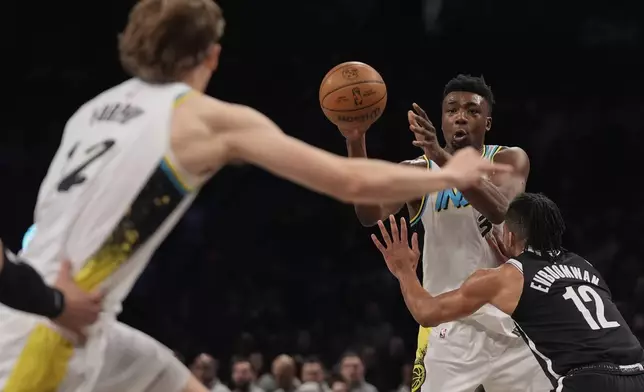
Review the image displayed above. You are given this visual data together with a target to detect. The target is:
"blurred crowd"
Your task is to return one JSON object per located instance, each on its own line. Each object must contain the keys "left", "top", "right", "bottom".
{"left": 183, "top": 351, "right": 405, "bottom": 392}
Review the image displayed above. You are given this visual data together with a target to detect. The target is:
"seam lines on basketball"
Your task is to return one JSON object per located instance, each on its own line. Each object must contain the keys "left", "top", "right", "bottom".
{"left": 321, "top": 92, "right": 387, "bottom": 112}
{"left": 320, "top": 80, "right": 385, "bottom": 102}
{"left": 320, "top": 62, "right": 370, "bottom": 86}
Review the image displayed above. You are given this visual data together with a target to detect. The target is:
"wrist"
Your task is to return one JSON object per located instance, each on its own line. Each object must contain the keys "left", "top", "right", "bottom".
{"left": 50, "top": 288, "right": 65, "bottom": 319}
{"left": 431, "top": 148, "right": 450, "bottom": 166}
{"left": 396, "top": 267, "right": 417, "bottom": 283}
{"left": 346, "top": 134, "right": 366, "bottom": 146}
{"left": 432, "top": 169, "right": 456, "bottom": 190}
{"left": 0, "top": 250, "right": 66, "bottom": 319}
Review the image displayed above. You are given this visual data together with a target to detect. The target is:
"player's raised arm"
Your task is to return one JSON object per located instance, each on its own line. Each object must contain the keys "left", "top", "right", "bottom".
{"left": 215, "top": 104, "right": 512, "bottom": 205}
{"left": 372, "top": 215, "right": 523, "bottom": 327}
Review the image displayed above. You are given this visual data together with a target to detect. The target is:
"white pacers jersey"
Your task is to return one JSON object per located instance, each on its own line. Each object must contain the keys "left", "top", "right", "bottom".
{"left": 410, "top": 145, "right": 515, "bottom": 336}
{"left": 18, "top": 78, "right": 205, "bottom": 315}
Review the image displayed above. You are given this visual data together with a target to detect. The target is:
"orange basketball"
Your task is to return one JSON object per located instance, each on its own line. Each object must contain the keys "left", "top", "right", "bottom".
{"left": 319, "top": 61, "right": 387, "bottom": 127}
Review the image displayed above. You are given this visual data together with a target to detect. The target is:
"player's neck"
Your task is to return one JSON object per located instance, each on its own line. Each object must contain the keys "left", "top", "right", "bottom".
{"left": 181, "top": 69, "right": 211, "bottom": 93}
{"left": 445, "top": 143, "right": 485, "bottom": 155}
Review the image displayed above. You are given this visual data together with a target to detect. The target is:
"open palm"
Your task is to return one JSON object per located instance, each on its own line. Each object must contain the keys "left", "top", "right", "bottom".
{"left": 372, "top": 215, "right": 420, "bottom": 277}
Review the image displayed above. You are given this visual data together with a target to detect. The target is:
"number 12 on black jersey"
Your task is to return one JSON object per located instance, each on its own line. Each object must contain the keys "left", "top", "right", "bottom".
{"left": 563, "top": 285, "right": 620, "bottom": 330}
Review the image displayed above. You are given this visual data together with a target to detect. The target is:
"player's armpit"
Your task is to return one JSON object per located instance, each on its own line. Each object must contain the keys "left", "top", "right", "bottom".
{"left": 398, "top": 267, "right": 506, "bottom": 327}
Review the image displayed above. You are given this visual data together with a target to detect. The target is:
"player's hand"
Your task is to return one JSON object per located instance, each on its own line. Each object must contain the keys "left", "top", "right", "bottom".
{"left": 486, "top": 231, "right": 510, "bottom": 266}
{"left": 372, "top": 215, "right": 420, "bottom": 277}
{"left": 338, "top": 123, "right": 370, "bottom": 141}
{"left": 442, "top": 147, "right": 513, "bottom": 190}
{"left": 52, "top": 260, "right": 104, "bottom": 338}
{"left": 409, "top": 103, "right": 446, "bottom": 159}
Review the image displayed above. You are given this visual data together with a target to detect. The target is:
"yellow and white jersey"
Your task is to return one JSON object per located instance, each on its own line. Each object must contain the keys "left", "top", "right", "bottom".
{"left": 21, "top": 78, "right": 205, "bottom": 315}
{"left": 0, "top": 79, "right": 209, "bottom": 392}
{"left": 410, "top": 145, "right": 515, "bottom": 336}
{"left": 0, "top": 78, "right": 207, "bottom": 391}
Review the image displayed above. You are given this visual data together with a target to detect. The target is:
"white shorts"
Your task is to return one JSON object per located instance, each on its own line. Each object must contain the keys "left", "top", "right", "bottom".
{"left": 0, "top": 308, "right": 189, "bottom": 392}
{"left": 412, "top": 320, "right": 552, "bottom": 392}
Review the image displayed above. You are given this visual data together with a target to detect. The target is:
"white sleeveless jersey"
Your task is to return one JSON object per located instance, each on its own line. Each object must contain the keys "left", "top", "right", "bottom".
{"left": 19, "top": 78, "right": 205, "bottom": 316}
{"left": 409, "top": 145, "right": 515, "bottom": 336}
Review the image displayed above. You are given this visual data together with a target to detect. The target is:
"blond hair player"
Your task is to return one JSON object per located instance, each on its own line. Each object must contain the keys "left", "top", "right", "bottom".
{"left": 0, "top": 1, "right": 510, "bottom": 392}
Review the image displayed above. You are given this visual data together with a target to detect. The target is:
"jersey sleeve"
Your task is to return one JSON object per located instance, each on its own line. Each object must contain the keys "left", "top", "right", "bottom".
{"left": 505, "top": 258, "right": 524, "bottom": 274}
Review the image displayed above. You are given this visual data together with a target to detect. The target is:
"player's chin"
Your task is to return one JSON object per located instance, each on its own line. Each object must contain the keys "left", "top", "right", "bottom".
{"left": 450, "top": 139, "right": 471, "bottom": 151}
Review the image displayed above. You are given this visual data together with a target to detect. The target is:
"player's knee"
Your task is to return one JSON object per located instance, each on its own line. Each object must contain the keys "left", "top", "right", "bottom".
{"left": 181, "top": 374, "right": 209, "bottom": 392}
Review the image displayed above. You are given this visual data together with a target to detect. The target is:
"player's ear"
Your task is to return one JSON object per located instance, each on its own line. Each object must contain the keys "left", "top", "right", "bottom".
{"left": 204, "top": 43, "right": 222, "bottom": 72}
{"left": 485, "top": 116, "right": 492, "bottom": 132}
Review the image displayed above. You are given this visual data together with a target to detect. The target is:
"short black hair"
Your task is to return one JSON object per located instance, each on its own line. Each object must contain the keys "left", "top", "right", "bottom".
{"left": 339, "top": 351, "right": 360, "bottom": 361}
{"left": 505, "top": 193, "right": 566, "bottom": 260}
{"left": 443, "top": 74, "right": 495, "bottom": 114}
{"left": 303, "top": 356, "right": 322, "bottom": 365}
{"left": 231, "top": 356, "right": 253, "bottom": 368}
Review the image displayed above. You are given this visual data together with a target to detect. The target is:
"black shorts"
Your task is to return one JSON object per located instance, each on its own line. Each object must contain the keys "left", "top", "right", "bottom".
{"left": 556, "top": 362, "right": 644, "bottom": 392}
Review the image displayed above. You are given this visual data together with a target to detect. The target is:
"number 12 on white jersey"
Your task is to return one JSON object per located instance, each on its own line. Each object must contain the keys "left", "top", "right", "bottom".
{"left": 563, "top": 285, "right": 620, "bottom": 330}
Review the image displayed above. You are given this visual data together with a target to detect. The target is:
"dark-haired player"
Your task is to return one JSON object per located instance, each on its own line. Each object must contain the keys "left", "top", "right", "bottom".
{"left": 373, "top": 193, "right": 644, "bottom": 392}
{"left": 344, "top": 75, "right": 548, "bottom": 391}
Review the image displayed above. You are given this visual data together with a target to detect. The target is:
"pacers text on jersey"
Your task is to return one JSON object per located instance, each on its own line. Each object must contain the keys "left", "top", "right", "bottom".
{"left": 91, "top": 103, "right": 144, "bottom": 125}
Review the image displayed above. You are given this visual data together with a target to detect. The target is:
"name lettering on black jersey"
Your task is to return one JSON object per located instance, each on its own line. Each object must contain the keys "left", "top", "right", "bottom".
{"left": 511, "top": 251, "right": 643, "bottom": 380}
{"left": 530, "top": 264, "right": 600, "bottom": 293}
{"left": 91, "top": 103, "right": 144, "bottom": 125}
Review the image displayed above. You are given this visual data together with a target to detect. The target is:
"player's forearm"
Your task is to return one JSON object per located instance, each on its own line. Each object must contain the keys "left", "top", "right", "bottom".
{"left": 0, "top": 248, "right": 65, "bottom": 318}
{"left": 347, "top": 136, "right": 405, "bottom": 225}
{"left": 346, "top": 136, "right": 368, "bottom": 159}
{"left": 345, "top": 158, "right": 453, "bottom": 204}
{"left": 461, "top": 179, "right": 509, "bottom": 224}
{"left": 397, "top": 269, "right": 442, "bottom": 328}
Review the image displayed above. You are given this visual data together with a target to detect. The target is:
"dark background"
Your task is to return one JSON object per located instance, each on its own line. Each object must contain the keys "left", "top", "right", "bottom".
{"left": 1, "top": 0, "right": 643, "bottom": 390}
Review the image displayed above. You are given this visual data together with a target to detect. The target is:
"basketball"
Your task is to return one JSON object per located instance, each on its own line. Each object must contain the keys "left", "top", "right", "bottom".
{"left": 319, "top": 61, "right": 387, "bottom": 127}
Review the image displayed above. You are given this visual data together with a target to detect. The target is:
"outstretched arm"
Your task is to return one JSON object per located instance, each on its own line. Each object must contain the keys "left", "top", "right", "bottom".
{"left": 216, "top": 104, "right": 511, "bottom": 205}
{"left": 396, "top": 266, "right": 517, "bottom": 327}
{"left": 372, "top": 216, "right": 523, "bottom": 327}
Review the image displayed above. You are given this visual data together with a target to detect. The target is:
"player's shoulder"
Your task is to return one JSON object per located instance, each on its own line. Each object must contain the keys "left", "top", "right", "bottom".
{"left": 400, "top": 155, "right": 430, "bottom": 168}
{"left": 492, "top": 146, "right": 530, "bottom": 173}
{"left": 192, "top": 95, "right": 275, "bottom": 132}
{"left": 494, "top": 146, "right": 529, "bottom": 161}
{"left": 561, "top": 251, "right": 595, "bottom": 269}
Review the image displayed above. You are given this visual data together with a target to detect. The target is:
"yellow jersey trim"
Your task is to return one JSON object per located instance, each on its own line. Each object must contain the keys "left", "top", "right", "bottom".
{"left": 409, "top": 155, "right": 431, "bottom": 226}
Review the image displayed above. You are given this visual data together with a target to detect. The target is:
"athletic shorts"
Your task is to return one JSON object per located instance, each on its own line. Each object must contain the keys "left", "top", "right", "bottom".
{"left": 0, "top": 307, "right": 189, "bottom": 392}
{"left": 412, "top": 319, "right": 551, "bottom": 392}
{"left": 554, "top": 362, "right": 644, "bottom": 392}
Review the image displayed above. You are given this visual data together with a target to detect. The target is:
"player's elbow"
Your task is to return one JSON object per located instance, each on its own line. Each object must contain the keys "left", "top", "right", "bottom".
{"left": 488, "top": 212, "right": 505, "bottom": 225}
{"left": 417, "top": 314, "right": 440, "bottom": 328}
{"left": 356, "top": 215, "right": 378, "bottom": 227}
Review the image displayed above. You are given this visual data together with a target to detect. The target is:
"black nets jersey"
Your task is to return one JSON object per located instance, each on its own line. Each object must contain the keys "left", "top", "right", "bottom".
{"left": 507, "top": 250, "right": 644, "bottom": 385}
